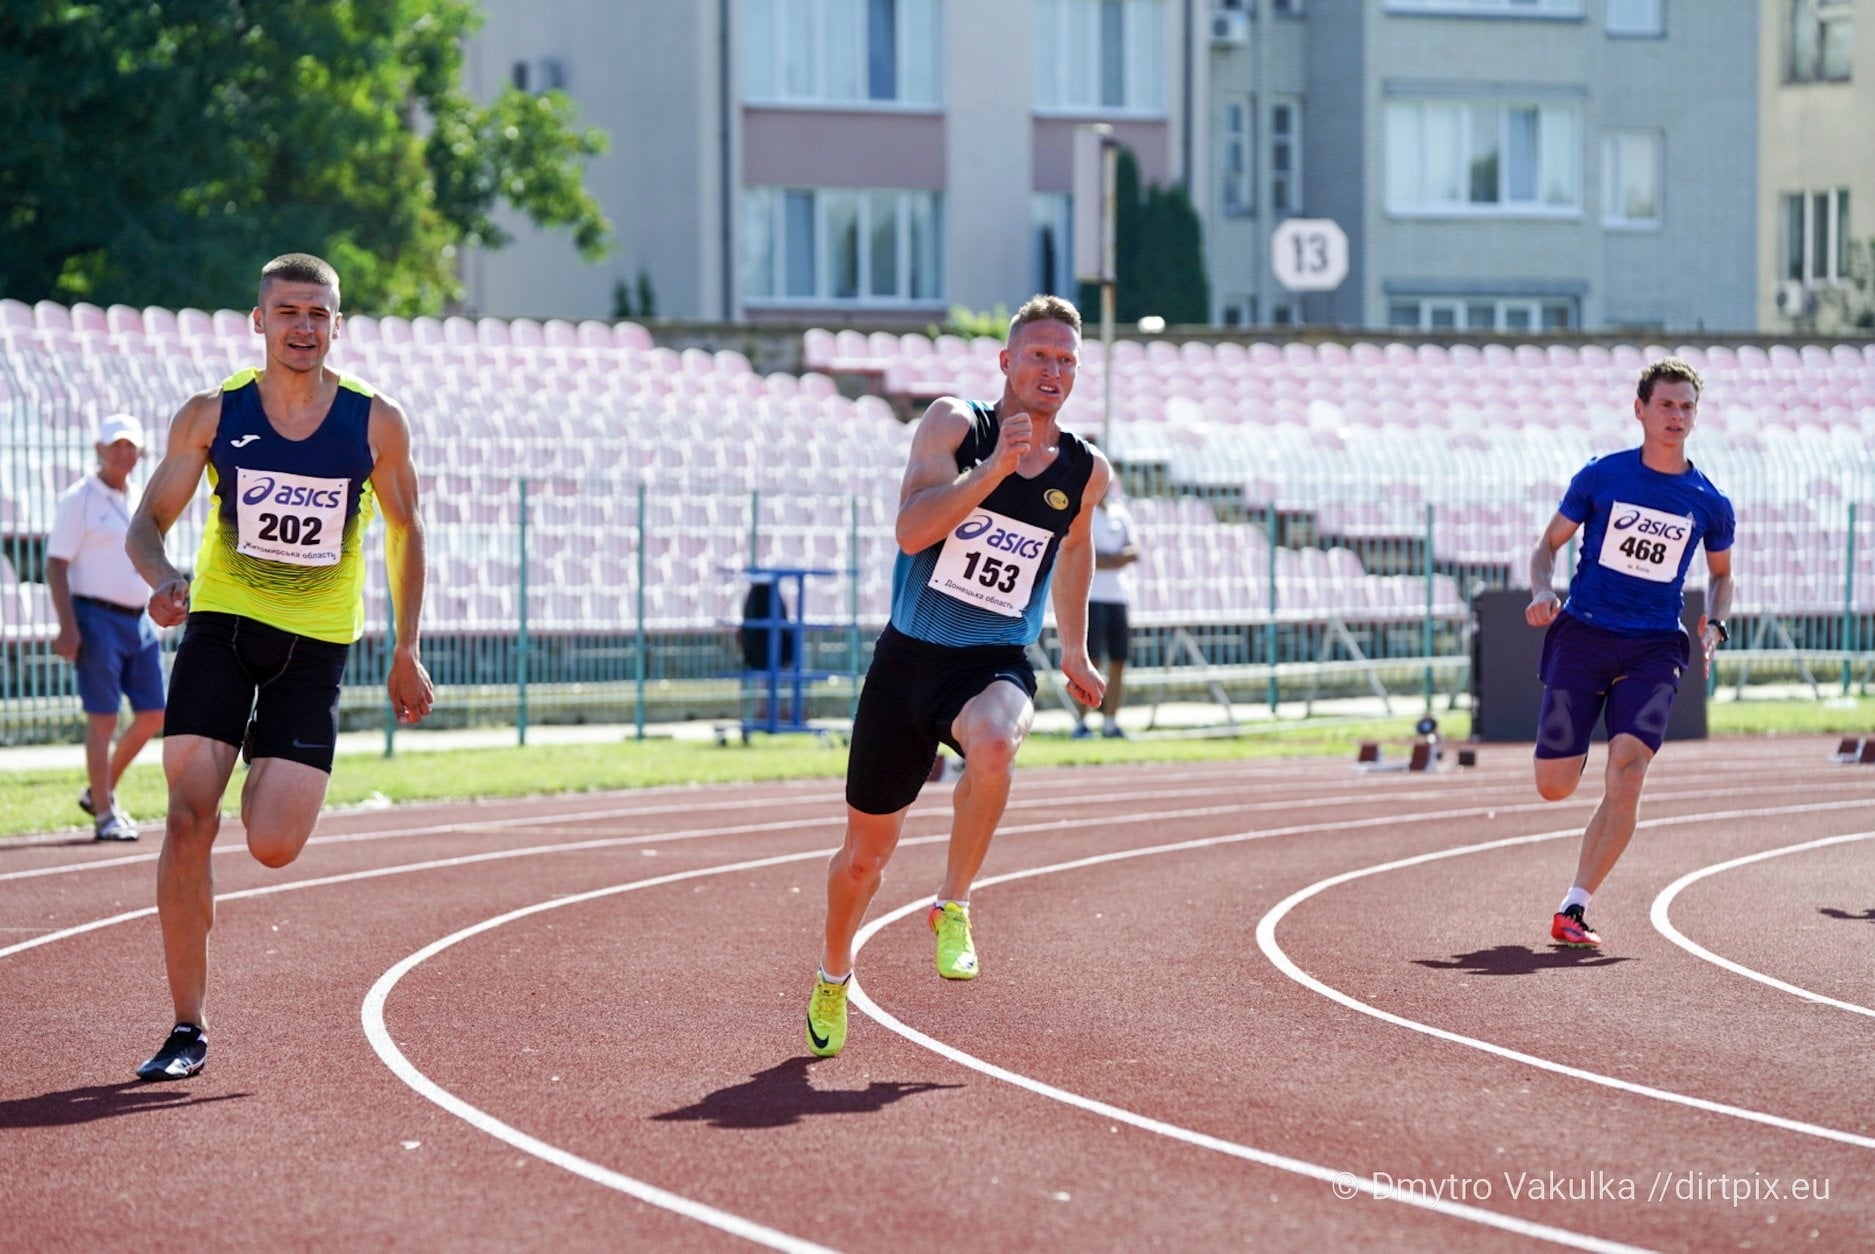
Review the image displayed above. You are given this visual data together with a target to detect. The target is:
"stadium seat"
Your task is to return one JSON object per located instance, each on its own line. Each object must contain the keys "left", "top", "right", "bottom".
{"left": 34, "top": 301, "right": 73, "bottom": 333}
{"left": 176, "top": 308, "right": 214, "bottom": 340}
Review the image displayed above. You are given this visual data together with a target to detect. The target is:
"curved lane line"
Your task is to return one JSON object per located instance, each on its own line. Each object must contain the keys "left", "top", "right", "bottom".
{"left": 1254, "top": 807, "right": 1875, "bottom": 1151}
{"left": 848, "top": 848, "right": 1642, "bottom": 1251}
{"left": 360, "top": 847, "right": 845, "bottom": 1253}
{"left": 1651, "top": 831, "right": 1875, "bottom": 1018}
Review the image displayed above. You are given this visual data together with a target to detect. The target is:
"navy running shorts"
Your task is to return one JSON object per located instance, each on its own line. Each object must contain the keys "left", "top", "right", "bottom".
{"left": 163, "top": 611, "right": 351, "bottom": 773}
{"left": 1534, "top": 612, "right": 1688, "bottom": 759}
{"left": 71, "top": 596, "right": 166, "bottom": 715}
{"left": 845, "top": 625, "right": 1036, "bottom": 815}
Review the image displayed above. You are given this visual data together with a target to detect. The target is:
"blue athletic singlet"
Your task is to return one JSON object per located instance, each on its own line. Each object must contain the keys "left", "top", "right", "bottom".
{"left": 189, "top": 369, "right": 378, "bottom": 643}
{"left": 889, "top": 402, "right": 1095, "bottom": 647}
{"left": 1557, "top": 449, "right": 1734, "bottom": 636}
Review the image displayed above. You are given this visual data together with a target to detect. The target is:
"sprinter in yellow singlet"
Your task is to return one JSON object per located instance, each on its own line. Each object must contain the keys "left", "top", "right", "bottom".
{"left": 125, "top": 253, "right": 433, "bottom": 1081}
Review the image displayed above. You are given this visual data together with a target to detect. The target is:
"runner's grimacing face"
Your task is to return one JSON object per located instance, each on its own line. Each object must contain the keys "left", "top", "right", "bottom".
{"left": 1002, "top": 320, "right": 1079, "bottom": 417}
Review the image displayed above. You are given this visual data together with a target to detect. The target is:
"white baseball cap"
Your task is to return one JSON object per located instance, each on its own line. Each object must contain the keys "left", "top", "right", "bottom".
{"left": 96, "top": 413, "right": 145, "bottom": 448}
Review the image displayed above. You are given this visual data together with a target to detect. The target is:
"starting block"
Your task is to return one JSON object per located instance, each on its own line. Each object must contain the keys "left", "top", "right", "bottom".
{"left": 1356, "top": 717, "right": 1477, "bottom": 773}
{"left": 1830, "top": 737, "right": 1875, "bottom": 764}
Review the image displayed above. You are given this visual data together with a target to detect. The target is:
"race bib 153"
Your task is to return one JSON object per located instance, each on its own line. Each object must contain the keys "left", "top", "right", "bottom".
{"left": 927, "top": 509, "right": 1054, "bottom": 617}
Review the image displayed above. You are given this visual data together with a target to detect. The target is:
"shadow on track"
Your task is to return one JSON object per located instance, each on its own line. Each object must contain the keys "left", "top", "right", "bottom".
{"left": 650, "top": 1057, "right": 962, "bottom": 1130}
{"left": 1817, "top": 907, "right": 1875, "bottom": 922}
{"left": 1412, "top": 944, "right": 1630, "bottom": 975}
{"left": 0, "top": 1081, "right": 250, "bottom": 1127}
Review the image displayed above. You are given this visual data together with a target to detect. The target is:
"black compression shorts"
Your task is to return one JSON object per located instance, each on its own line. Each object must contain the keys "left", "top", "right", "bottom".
{"left": 845, "top": 625, "right": 1036, "bottom": 815}
{"left": 163, "top": 611, "right": 352, "bottom": 773}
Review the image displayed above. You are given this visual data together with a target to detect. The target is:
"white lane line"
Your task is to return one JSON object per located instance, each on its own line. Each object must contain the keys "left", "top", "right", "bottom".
{"left": 1254, "top": 803, "right": 1875, "bottom": 1152}
{"left": 1652, "top": 831, "right": 1875, "bottom": 1018}
{"left": 361, "top": 846, "right": 845, "bottom": 1254}
{"left": 0, "top": 774, "right": 1558, "bottom": 958}
{"left": 0, "top": 765, "right": 1303, "bottom": 882}
{"left": 848, "top": 859, "right": 1642, "bottom": 1250}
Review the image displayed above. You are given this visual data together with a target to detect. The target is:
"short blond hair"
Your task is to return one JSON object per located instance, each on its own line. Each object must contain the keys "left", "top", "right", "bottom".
{"left": 1638, "top": 356, "right": 1702, "bottom": 402}
{"left": 1008, "top": 294, "right": 1082, "bottom": 341}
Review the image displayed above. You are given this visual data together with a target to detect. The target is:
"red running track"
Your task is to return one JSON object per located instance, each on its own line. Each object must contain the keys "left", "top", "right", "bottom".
{"left": 4, "top": 736, "right": 1874, "bottom": 1250}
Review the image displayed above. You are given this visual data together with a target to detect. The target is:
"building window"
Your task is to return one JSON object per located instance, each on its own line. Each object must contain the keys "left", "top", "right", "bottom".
{"left": 1385, "top": 99, "right": 1580, "bottom": 214}
{"left": 1033, "top": 0, "right": 1167, "bottom": 114}
{"left": 744, "top": 0, "right": 942, "bottom": 107}
{"left": 1788, "top": 0, "right": 1855, "bottom": 82}
{"left": 1271, "top": 97, "right": 1301, "bottom": 213}
{"left": 744, "top": 186, "right": 944, "bottom": 304}
{"left": 1784, "top": 189, "right": 1850, "bottom": 283}
{"left": 1271, "top": 0, "right": 1303, "bottom": 14}
{"left": 1032, "top": 193, "right": 1075, "bottom": 296}
{"left": 1385, "top": 0, "right": 1582, "bottom": 15}
{"left": 1222, "top": 95, "right": 1255, "bottom": 216}
{"left": 1606, "top": 0, "right": 1662, "bottom": 35}
{"left": 1220, "top": 295, "right": 1258, "bottom": 326}
{"left": 1601, "top": 130, "right": 1660, "bottom": 227}
{"left": 1389, "top": 296, "right": 1576, "bottom": 331}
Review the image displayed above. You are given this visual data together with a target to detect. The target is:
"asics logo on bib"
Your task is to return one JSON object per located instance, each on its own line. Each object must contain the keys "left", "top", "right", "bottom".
{"left": 1611, "top": 510, "right": 1686, "bottom": 541}
{"left": 953, "top": 513, "right": 1046, "bottom": 559}
{"left": 240, "top": 476, "right": 343, "bottom": 510}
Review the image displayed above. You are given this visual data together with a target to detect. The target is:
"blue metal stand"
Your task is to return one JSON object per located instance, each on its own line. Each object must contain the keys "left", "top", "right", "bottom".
{"left": 734, "top": 566, "right": 843, "bottom": 742}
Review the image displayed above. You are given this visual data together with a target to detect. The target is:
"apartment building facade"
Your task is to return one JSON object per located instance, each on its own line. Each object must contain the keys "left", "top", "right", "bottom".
{"left": 464, "top": 0, "right": 1816, "bottom": 335}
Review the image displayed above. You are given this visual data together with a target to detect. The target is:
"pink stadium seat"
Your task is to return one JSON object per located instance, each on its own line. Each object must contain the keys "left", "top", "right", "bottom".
{"left": 614, "top": 321, "right": 653, "bottom": 351}
{"left": 542, "top": 319, "right": 578, "bottom": 348}
{"left": 443, "top": 316, "right": 478, "bottom": 347}
{"left": 212, "top": 308, "right": 249, "bottom": 339}
{"left": 142, "top": 306, "right": 180, "bottom": 339}
{"left": 34, "top": 301, "right": 73, "bottom": 333}
{"left": 176, "top": 308, "right": 215, "bottom": 340}
{"left": 476, "top": 317, "right": 511, "bottom": 348}
{"left": 577, "top": 320, "right": 613, "bottom": 348}
{"left": 104, "top": 304, "right": 144, "bottom": 337}
{"left": 69, "top": 302, "right": 108, "bottom": 334}
{"left": 509, "top": 318, "right": 544, "bottom": 349}
{"left": 410, "top": 315, "right": 444, "bottom": 346}
{"left": 377, "top": 315, "right": 413, "bottom": 345}
{"left": 0, "top": 298, "right": 34, "bottom": 330}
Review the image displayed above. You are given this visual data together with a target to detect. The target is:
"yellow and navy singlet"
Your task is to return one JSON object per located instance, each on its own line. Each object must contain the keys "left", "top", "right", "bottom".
{"left": 190, "top": 369, "right": 377, "bottom": 643}
{"left": 889, "top": 401, "right": 1095, "bottom": 647}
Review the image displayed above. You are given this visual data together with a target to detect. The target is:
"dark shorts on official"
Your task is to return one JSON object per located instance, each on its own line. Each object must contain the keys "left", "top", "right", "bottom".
{"left": 1087, "top": 599, "right": 1130, "bottom": 665}
{"left": 845, "top": 624, "right": 1037, "bottom": 815}
{"left": 72, "top": 596, "right": 166, "bottom": 715}
{"left": 1535, "top": 612, "right": 1688, "bottom": 759}
{"left": 163, "top": 611, "right": 351, "bottom": 773}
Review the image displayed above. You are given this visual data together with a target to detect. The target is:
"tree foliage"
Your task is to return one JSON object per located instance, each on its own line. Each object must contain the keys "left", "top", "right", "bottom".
{"left": 0, "top": 0, "right": 611, "bottom": 314}
{"left": 1079, "top": 148, "right": 1210, "bottom": 327}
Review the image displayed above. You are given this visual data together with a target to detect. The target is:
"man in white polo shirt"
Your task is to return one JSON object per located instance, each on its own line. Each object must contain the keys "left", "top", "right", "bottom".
{"left": 47, "top": 412, "right": 166, "bottom": 841}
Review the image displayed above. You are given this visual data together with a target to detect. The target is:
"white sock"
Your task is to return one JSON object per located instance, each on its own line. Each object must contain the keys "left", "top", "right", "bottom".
{"left": 934, "top": 898, "right": 968, "bottom": 913}
{"left": 817, "top": 967, "right": 850, "bottom": 985}
{"left": 1559, "top": 887, "right": 1591, "bottom": 914}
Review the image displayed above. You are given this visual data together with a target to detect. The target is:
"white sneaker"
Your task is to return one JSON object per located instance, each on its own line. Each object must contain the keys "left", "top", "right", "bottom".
{"left": 94, "top": 810, "right": 139, "bottom": 842}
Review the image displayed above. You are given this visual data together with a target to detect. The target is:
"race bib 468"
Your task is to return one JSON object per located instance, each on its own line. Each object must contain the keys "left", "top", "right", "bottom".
{"left": 234, "top": 467, "right": 347, "bottom": 567}
{"left": 927, "top": 509, "right": 1053, "bottom": 617}
{"left": 1596, "top": 500, "right": 1692, "bottom": 584}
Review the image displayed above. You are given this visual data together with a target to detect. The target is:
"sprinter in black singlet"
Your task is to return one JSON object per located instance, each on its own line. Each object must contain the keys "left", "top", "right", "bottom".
{"left": 806, "top": 295, "right": 1110, "bottom": 1058}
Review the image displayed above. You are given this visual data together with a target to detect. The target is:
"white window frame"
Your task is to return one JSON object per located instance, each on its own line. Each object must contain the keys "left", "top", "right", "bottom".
{"left": 743, "top": 186, "right": 946, "bottom": 306}
{"left": 1783, "top": 188, "right": 1850, "bottom": 284}
{"left": 1385, "top": 0, "right": 1582, "bottom": 16}
{"left": 743, "top": 0, "right": 943, "bottom": 108}
{"left": 1388, "top": 295, "right": 1576, "bottom": 331}
{"left": 1385, "top": 99, "right": 1581, "bottom": 216}
{"left": 1787, "top": 0, "right": 1856, "bottom": 83}
{"left": 1605, "top": 0, "right": 1663, "bottom": 35}
{"left": 1033, "top": 0, "right": 1168, "bottom": 116}
{"left": 1032, "top": 192, "right": 1076, "bottom": 297}
{"left": 1601, "top": 129, "right": 1661, "bottom": 228}
{"left": 1270, "top": 96, "right": 1301, "bottom": 214}
{"left": 1221, "top": 94, "right": 1255, "bottom": 216}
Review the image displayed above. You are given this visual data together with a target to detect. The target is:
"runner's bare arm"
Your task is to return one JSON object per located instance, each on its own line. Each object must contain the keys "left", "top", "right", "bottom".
{"left": 894, "top": 397, "right": 1027, "bottom": 554}
{"left": 1052, "top": 453, "right": 1112, "bottom": 709}
{"left": 1525, "top": 512, "right": 1580, "bottom": 627}
{"left": 369, "top": 394, "right": 434, "bottom": 724}
{"left": 126, "top": 388, "right": 221, "bottom": 626}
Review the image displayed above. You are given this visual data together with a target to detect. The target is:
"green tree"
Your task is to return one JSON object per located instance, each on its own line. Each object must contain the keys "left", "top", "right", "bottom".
{"left": 0, "top": 0, "right": 611, "bottom": 315}
{"left": 1078, "top": 148, "right": 1210, "bottom": 326}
